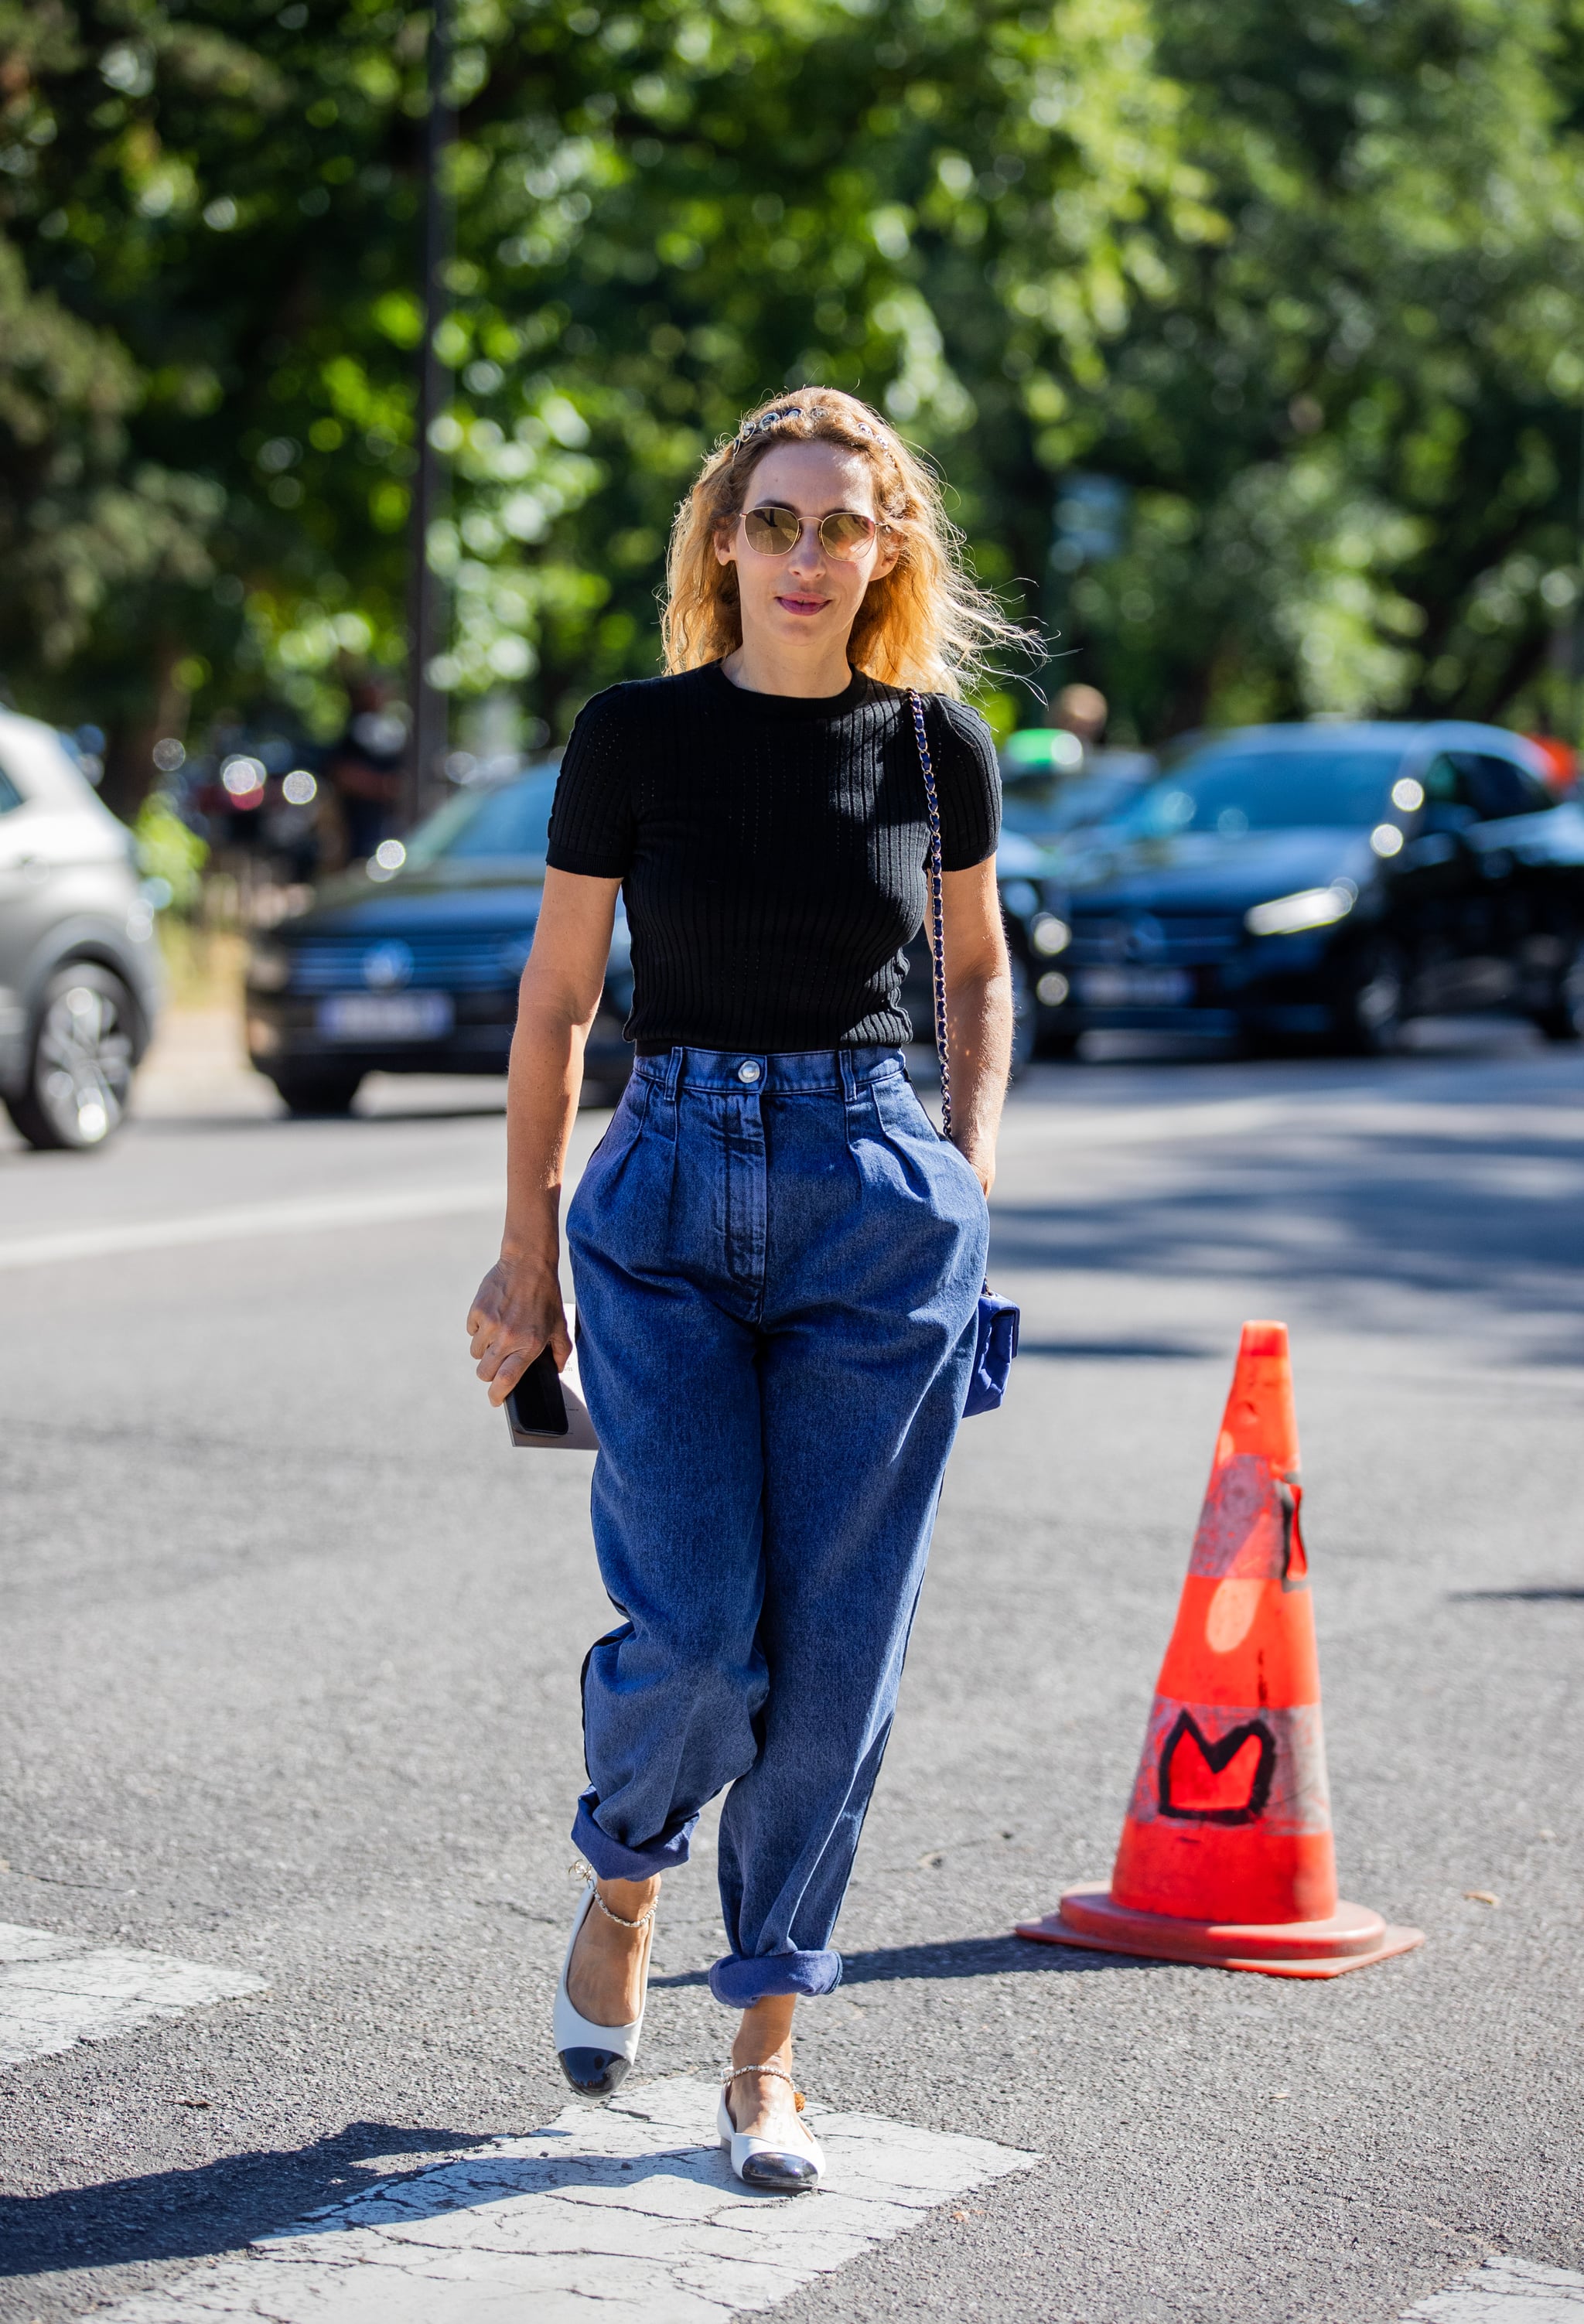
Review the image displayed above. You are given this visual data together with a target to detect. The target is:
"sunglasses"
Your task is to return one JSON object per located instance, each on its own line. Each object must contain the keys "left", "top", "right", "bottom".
{"left": 742, "top": 504, "right": 879, "bottom": 561}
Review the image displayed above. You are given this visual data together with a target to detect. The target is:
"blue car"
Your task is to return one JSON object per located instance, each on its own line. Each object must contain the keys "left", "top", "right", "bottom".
{"left": 1024, "top": 722, "right": 1584, "bottom": 1055}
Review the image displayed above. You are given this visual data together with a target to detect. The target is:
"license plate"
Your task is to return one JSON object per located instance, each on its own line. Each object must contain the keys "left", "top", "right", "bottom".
{"left": 317, "top": 992, "right": 455, "bottom": 1040}
{"left": 1077, "top": 967, "right": 1192, "bottom": 1008}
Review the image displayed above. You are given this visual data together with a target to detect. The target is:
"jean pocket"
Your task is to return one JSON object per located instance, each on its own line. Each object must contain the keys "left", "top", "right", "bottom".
{"left": 568, "top": 1080, "right": 648, "bottom": 1221}
{"left": 870, "top": 1077, "right": 988, "bottom": 1210}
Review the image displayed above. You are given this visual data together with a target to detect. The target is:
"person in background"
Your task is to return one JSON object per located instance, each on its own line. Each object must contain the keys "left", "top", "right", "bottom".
{"left": 1054, "top": 682, "right": 1108, "bottom": 766}
{"left": 327, "top": 681, "right": 407, "bottom": 863}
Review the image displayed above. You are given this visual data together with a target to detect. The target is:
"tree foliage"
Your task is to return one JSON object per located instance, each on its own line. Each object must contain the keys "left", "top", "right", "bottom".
{"left": 3, "top": 0, "right": 1584, "bottom": 807}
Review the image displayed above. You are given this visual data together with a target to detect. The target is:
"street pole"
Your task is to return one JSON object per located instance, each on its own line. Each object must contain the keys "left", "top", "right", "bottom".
{"left": 405, "top": 0, "right": 452, "bottom": 828}
{"left": 1575, "top": 401, "right": 1584, "bottom": 749}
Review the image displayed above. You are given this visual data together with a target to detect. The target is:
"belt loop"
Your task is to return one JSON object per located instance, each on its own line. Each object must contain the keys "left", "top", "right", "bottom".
{"left": 662, "top": 1046, "right": 684, "bottom": 1102}
{"left": 838, "top": 1047, "right": 861, "bottom": 1104}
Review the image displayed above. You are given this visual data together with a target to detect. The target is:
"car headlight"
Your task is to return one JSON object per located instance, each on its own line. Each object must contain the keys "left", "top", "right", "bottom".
{"left": 248, "top": 940, "right": 292, "bottom": 992}
{"left": 1030, "top": 913, "right": 1070, "bottom": 956}
{"left": 1244, "top": 881, "right": 1357, "bottom": 937}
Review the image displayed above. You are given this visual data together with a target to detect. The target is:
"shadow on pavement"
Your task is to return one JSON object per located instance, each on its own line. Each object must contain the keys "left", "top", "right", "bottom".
{"left": 649, "top": 1934, "right": 1155, "bottom": 1991}
{"left": 1447, "top": 1587, "right": 1584, "bottom": 1602}
{"left": 0, "top": 2122, "right": 493, "bottom": 2281}
{"left": 838, "top": 1934, "right": 1156, "bottom": 1983}
{"left": 988, "top": 1101, "right": 1584, "bottom": 1355}
{"left": 1016, "top": 1338, "right": 1211, "bottom": 1360}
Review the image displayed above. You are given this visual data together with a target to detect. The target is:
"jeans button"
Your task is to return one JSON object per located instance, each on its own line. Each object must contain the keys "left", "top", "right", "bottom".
{"left": 737, "top": 1060, "right": 761, "bottom": 1084}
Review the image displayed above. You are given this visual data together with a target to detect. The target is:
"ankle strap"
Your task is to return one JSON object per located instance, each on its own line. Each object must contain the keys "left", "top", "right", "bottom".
{"left": 723, "top": 2060, "right": 805, "bottom": 2108}
{"left": 568, "top": 1860, "right": 657, "bottom": 1931}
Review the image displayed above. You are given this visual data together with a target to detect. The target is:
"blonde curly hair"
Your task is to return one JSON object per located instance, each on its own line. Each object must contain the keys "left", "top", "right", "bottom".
{"left": 661, "top": 388, "right": 1025, "bottom": 699}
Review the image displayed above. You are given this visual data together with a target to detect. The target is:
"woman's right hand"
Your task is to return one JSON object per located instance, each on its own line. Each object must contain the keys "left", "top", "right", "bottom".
{"left": 466, "top": 1253, "right": 572, "bottom": 1406}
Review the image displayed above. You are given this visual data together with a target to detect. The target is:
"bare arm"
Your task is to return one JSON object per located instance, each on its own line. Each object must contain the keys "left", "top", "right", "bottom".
{"left": 466, "top": 867, "right": 620, "bottom": 1405}
{"left": 935, "top": 858, "right": 1014, "bottom": 1196}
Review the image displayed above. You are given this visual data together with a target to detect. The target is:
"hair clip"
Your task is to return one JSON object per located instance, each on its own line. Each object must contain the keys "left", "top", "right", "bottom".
{"left": 729, "top": 404, "right": 879, "bottom": 453}
{"left": 730, "top": 406, "right": 804, "bottom": 449}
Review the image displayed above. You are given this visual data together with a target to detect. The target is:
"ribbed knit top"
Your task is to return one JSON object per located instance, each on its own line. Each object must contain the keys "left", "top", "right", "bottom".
{"left": 544, "top": 660, "right": 1002, "bottom": 1053}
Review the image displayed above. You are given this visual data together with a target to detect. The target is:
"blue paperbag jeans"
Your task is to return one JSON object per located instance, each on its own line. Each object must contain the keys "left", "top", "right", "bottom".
{"left": 565, "top": 1046, "right": 988, "bottom": 2006}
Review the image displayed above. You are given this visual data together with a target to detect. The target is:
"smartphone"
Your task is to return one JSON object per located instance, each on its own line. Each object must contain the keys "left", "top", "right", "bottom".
{"left": 507, "top": 1345, "right": 568, "bottom": 1442}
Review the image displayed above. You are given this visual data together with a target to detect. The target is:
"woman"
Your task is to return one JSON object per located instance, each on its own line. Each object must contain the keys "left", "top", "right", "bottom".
{"left": 466, "top": 389, "right": 1016, "bottom": 2191}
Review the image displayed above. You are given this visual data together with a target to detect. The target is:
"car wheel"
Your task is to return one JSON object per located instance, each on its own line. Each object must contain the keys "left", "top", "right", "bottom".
{"left": 269, "top": 1068, "right": 364, "bottom": 1117}
{"left": 1328, "top": 942, "right": 1406, "bottom": 1056}
{"left": 1531, "top": 936, "right": 1584, "bottom": 1043}
{"left": 5, "top": 964, "right": 138, "bottom": 1151}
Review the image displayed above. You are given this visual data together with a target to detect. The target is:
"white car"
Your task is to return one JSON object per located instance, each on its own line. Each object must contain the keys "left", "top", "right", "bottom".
{"left": 0, "top": 712, "right": 162, "bottom": 1149}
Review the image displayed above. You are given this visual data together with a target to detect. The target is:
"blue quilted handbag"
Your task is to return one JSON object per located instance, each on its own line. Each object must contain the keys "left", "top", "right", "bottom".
{"left": 910, "top": 690, "right": 1021, "bottom": 1418}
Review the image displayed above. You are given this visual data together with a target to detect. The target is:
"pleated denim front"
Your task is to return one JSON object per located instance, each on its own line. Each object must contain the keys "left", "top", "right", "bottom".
{"left": 564, "top": 1045, "right": 988, "bottom": 2005}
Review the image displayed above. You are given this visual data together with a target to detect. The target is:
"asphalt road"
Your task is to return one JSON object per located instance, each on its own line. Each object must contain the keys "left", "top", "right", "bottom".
{"left": 2, "top": 1019, "right": 1582, "bottom": 2322}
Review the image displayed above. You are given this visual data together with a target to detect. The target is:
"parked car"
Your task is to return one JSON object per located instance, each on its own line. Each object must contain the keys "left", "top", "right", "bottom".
{"left": 244, "top": 759, "right": 634, "bottom": 1114}
{"left": 247, "top": 753, "right": 1057, "bottom": 1111}
{"left": 1022, "top": 721, "right": 1584, "bottom": 1055}
{"left": 0, "top": 712, "right": 161, "bottom": 1149}
{"left": 999, "top": 726, "right": 1156, "bottom": 846}
{"left": 900, "top": 828, "right": 1049, "bottom": 1078}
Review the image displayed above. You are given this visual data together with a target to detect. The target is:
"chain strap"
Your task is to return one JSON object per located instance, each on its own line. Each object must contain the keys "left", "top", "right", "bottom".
{"left": 907, "top": 688, "right": 952, "bottom": 1145}
{"left": 722, "top": 2061, "right": 807, "bottom": 2112}
{"left": 566, "top": 1859, "right": 658, "bottom": 1931}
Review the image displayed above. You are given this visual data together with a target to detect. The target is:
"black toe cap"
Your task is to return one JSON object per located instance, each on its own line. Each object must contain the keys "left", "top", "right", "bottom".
{"left": 558, "top": 2046, "right": 630, "bottom": 2099}
{"left": 740, "top": 2150, "right": 819, "bottom": 2193}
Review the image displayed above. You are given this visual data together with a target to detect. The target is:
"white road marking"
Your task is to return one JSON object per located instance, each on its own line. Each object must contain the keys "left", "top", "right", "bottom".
{"left": 0, "top": 1922, "right": 265, "bottom": 2066}
{"left": 9, "top": 1085, "right": 1572, "bottom": 1276}
{"left": 87, "top": 2073, "right": 1036, "bottom": 2322}
{"left": 957, "top": 1094, "right": 1291, "bottom": 1154}
{"left": 995, "top": 1092, "right": 1584, "bottom": 1159}
{"left": 0, "top": 1182, "right": 501, "bottom": 1272}
{"left": 1401, "top": 2257, "right": 1584, "bottom": 2320}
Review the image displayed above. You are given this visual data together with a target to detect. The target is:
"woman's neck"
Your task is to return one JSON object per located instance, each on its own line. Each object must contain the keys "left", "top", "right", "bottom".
{"left": 722, "top": 636, "right": 855, "bottom": 699}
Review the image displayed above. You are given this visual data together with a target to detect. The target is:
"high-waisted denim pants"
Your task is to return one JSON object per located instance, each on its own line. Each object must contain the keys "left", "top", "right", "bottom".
{"left": 565, "top": 1046, "right": 989, "bottom": 2006}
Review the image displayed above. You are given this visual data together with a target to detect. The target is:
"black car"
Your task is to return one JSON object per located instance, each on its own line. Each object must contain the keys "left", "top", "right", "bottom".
{"left": 1022, "top": 722, "right": 1584, "bottom": 1055}
{"left": 244, "top": 761, "right": 634, "bottom": 1114}
{"left": 246, "top": 753, "right": 1046, "bottom": 1112}
{"left": 998, "top": 726, "right": 1155, "bottom": 846}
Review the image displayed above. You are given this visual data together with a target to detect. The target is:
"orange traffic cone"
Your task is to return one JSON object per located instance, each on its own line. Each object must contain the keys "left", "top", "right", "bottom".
{"left": 1016, "top": 1321, "right": 1424, "bottom": 1977}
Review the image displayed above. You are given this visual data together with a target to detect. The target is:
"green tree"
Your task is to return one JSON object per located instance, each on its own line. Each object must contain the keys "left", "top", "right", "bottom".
{"left": 1004, "top": 0, "right": 1584, "bottom": 739}
{"left": 1, "top": 0, "right": 1183, "bottom": 790}
{"left": 7, "top": 0, "right": 1584, "bottom": 806}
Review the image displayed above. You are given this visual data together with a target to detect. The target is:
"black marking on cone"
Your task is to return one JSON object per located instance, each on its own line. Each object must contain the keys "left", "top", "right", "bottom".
{"left": 1278, "top": 1471, "right": 1309, "bottom": 1592}
{"left": 1158, "top": 1711, "right": 1277, "bottom": 1824}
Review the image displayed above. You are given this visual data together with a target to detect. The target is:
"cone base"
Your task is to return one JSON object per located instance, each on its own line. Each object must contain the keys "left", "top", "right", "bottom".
{"left": 1016, "top": 1886, "right": 1425, "bottom": 1979}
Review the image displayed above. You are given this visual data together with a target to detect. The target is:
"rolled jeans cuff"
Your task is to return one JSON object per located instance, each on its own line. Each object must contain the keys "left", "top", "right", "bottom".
{"left": 572, "top": 1790, "right": 695, "bottom": 1881}
{"left": 708, "top": 1948, "right": 843, "bottom": 2006}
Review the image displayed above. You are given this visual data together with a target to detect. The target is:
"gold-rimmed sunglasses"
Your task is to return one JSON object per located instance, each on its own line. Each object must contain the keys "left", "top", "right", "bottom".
{"left": 742, "top": 503, "right": 880, "bottom": 561}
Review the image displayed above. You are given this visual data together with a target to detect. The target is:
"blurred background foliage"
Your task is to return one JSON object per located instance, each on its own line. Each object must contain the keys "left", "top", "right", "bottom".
{"left": 3, "top": 0, "right": 1584, "bottom": 807}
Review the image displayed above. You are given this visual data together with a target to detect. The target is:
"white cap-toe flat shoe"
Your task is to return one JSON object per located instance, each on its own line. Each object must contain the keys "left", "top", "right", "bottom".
{"left": 552, "top": 1881, "right": 649, "bottom": 2100}
{"left": 717, "top": 2070, "right": 824, "bottom": 2193}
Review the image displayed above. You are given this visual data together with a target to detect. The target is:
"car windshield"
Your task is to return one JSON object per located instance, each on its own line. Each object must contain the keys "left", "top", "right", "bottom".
{"left": 402, "top": 764, "right": 560, "bottom": 869}
{"left": 1111, "top": 746, "right": 1403, "bottom": 838}
{"left": 1002, "top": 770, "right": 1145, "bottom": 838}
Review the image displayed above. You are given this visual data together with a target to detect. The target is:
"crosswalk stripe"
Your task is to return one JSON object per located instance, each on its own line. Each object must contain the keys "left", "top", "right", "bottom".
{"left": 85, "top": 2073, "right": 1036, "bottom": 2321}
{"left": 0, "top": 1922, "right": 265, "bottom": 2066}
{"left": 1401, "top": 2256, "right": 1584, "bottom": 2320}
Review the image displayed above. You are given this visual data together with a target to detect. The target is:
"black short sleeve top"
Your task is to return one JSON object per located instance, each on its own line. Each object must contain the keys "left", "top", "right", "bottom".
{"left": 544, "top": 660, "right": 1001, "bottom": 1053}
